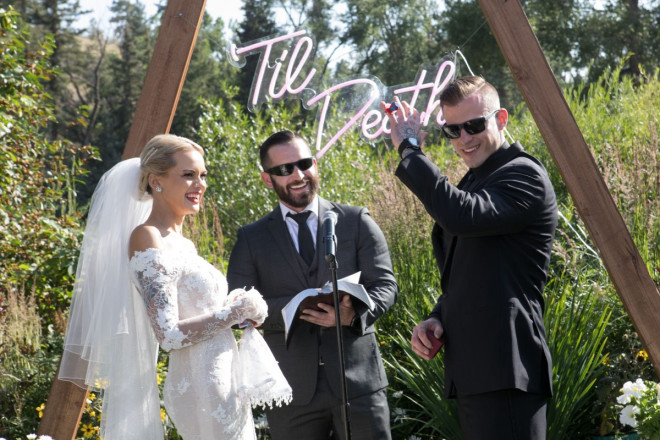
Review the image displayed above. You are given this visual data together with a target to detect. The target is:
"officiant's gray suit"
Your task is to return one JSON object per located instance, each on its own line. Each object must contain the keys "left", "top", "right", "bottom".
{"left": 227, "top": 196, "right": 397, "bottom": 439}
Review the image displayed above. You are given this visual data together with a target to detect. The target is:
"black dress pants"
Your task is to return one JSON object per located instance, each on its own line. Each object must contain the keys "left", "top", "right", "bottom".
{"left": 457, "top": 388, "right": 548, "bottom": 440}
{"left": 266, "top": 365, "right": 391, "bottom": 440}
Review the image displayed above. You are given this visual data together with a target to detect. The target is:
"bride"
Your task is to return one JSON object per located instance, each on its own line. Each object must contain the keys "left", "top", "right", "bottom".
{"left": 59, "top": 134, "right": 291, "bottom": 439}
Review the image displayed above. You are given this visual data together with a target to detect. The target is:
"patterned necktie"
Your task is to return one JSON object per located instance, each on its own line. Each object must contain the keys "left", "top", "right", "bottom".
{"left": 287, "top": 211, "right": 315, "bottom": 265}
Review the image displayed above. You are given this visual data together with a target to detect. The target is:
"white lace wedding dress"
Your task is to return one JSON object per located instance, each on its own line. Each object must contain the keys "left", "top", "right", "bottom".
{"left": 129, "top": 232, "right": 257, "bottom": 440}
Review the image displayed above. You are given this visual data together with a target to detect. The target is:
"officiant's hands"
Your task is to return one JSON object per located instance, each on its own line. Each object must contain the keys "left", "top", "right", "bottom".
{"left": 300, "top": 294, "right": 355, "bottom": 327}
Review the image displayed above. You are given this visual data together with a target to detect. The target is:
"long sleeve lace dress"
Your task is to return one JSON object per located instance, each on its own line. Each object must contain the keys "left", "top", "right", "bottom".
{"left": 129, "top": 232, "right": 260, "bottom": 440}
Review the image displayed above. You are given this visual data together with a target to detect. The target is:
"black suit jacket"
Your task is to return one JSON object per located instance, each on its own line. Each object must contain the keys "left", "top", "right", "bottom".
{"left": 396, "top": 142, "right": 557, "bottom": 398}
{"left": 227, "top": 197, "right": 398, "bottom": 405}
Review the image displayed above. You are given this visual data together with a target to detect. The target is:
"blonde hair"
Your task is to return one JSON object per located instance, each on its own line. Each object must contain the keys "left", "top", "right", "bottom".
{"left": 440, "top": 76, "right": 501, "bottom": 112}
{"left": 138, "top": 134, "right": 204, "bottom": 194}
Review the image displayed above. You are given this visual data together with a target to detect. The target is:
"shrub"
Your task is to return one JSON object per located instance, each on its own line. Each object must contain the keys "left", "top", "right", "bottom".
{"left": 0, "top": 7, "right": 96, "bottom": 325}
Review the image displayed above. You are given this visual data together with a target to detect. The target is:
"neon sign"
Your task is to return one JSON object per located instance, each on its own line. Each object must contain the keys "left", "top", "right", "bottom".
{"left": 228, "top": 29, "right": 457, "bottom": 158}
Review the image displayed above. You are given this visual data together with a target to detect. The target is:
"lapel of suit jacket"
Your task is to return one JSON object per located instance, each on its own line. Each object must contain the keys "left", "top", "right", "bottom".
{"left": 266, "top": 205, "right": 309, "bottom": 287}
{"left": 316, "top": 198, "right": 336, "bottom": 287}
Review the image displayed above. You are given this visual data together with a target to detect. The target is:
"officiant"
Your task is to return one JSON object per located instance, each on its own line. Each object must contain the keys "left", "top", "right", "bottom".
{"left": 227, "top": 130, "right": 398, "bottom": 440}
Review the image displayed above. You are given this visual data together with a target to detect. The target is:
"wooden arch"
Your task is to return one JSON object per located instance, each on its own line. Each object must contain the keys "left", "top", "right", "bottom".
{"left": 39, "top": 0, "right": 659, "bottom": 437}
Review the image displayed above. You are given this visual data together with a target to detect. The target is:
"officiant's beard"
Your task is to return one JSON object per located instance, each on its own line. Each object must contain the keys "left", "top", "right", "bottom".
{"left": 272, "top": 174, "right": 319, "bottom": 209}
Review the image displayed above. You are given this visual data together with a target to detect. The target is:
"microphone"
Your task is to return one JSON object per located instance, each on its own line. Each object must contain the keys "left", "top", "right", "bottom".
{"left": 322, "top": 210, "right": 338, "bottom": 260}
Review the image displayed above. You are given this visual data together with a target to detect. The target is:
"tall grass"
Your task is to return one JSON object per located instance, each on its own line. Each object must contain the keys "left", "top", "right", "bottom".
{"left": 0, "top": 284, "right": 60, "bottom": 437}
{"left": 544, "top": 274, "right": 611, "bottom": 439}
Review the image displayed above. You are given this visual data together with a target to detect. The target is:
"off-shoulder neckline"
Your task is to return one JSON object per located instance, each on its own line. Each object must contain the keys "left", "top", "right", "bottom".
{"left": 129, "top": 233, "right": 195, "bottom": 261}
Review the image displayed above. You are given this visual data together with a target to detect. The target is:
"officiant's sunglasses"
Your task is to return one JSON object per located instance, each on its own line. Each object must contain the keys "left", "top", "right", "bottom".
{"left": 265, "top": 157, "right": 315, "bottom": 176}
{"left": 441, "top": 109, "right": 500, "bottom": 139}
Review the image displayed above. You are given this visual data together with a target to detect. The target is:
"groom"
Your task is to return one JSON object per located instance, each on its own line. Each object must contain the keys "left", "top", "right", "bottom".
{"left": 227, "top": 130, "right": 398, "bottom": 439}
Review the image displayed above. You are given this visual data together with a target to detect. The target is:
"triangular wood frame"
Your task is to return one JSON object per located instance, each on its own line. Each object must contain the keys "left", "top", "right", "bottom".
{"left": 39, "top": 0, "right": 659, "bottom": 438}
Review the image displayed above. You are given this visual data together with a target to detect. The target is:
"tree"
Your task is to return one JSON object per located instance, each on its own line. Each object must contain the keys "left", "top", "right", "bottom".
{"left": 0, "top": 6, "right": 94, "bottom": 311}
{"left": 78, "top": 0, "right": 153, "bottom": 202}
{"left": 575, "top": 0, "right": 660, "bottom": 84}
{"left": 440, "top": 0, "right": 521, "bottom": 108}
{"left": 339, "top": 0, "right": 445, "bottom": 86}
{"left": 275, "top": 0, "right": 339, "bottom": 82}
{"left": 0, "top": 0, "right": 95, "bottom": 140}
{"left": 235, "top": 0, "right": 280, "bottom": 105}
{"left": 170, "top": 13, "right": 239, "bottom": 138}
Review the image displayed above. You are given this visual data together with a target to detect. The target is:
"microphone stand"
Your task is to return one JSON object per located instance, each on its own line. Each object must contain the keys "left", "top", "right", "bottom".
{"left": 325, "top": 234, "right": 351, "bottom": 440}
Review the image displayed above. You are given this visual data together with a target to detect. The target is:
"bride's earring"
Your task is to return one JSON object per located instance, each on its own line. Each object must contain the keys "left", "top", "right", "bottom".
{"left": 155, "top": 186, "right": 162, "bottom": 193}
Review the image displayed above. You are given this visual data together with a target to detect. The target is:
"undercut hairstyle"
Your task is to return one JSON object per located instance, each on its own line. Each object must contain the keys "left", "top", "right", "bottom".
{"left": 440, "top": 76, "right": 501, "bottom": 112}
{"left": 139, "top": 134, "right": 204, "bottom": 194}
{"left": 259, "top": 130, "right": 310, "bottom": 169}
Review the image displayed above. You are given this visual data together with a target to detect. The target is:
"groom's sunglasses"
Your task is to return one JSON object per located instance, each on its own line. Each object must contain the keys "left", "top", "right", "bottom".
{"left": 441, "top": 110, "right": 500, "bottom": 139}
{"left": 265, "top": 157, "right": 315, "bottom": 176}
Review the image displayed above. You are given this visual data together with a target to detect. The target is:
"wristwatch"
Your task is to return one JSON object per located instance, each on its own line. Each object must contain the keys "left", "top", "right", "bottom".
{"left": 398, "top": 137, "right": 421, "bottom": 158}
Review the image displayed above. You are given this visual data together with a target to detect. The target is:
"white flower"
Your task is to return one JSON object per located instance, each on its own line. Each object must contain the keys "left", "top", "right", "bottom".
{"left": 27, "top": 435, "right": 38, "bottom": 440}
{"left": 620, "top": 404, "right": 640, "bottom": 428}
{"left": 38, "top": 436, "right": 54, "bottom": 440}
{"left": 621, "top": 379, "right": 648, "bottom": 400}
{"left": 617, "top": 393, "right": 631, "bottom": 404}
{"left": 392, "top": 390, "right": 403, "bottom": 398}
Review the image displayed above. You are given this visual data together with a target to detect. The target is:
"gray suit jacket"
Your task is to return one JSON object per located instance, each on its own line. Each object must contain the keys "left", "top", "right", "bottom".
{"left": 227, "top": 197, "right": 397, "bottom": 405}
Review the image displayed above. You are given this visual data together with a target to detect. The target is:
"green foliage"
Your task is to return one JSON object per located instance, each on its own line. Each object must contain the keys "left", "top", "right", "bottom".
{"left": 0, "top": 285, "right": 62, "bottom": 437}
{"left": 544, "top": 274, "right": 611, "bottom": 439}
{"left": 339, "top": 0, "right": 445, "bottom": 85}
{"left": 386, "top": 323, "right": 462, "bottom": 439}
{"left": 512, "top": 65, "right": 660, "bottom": 437}
{"left": 170, "top": 13, "right": 239, "bottom": 138}
{"left": 0, "top": 7, "right": 95, "bottom": 322}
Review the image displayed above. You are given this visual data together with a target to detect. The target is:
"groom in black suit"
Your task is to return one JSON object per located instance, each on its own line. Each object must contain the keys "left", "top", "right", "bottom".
{"left": 227, "top": 130, "right": 397, "bottom": 440}
{"left": 383, "top": 76, "right": 557, "bottom": 439}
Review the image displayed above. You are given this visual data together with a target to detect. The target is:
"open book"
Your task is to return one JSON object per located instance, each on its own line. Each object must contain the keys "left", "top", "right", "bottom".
{"left": 281, "top": 272, "right": 375, "bottom": 343}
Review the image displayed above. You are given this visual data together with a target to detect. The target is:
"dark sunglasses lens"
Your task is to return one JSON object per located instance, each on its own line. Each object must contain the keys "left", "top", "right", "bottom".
{"left": 267, "top": 158, "right": 314, "bottom": 176}
{"left": 463, "top": 118, "right": 487, "bottom": 135}
{"left": 442, "top": 125, "right": 461, "bottom": 139}
{"left": 296, "top": 157, "right": 314, "bottom": 171}
{"left": 442, "top": 117, "right": 488, "bottom": 139}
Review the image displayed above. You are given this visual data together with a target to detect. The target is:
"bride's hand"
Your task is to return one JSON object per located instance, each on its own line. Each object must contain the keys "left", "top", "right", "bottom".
{"left": 229, "top": 288, "right": 268, "bottom": 325}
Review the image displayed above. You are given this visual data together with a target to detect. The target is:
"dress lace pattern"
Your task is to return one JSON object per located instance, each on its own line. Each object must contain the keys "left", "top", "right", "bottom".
{"left": 129, "top": 233, "right": 257, "bottom": 440}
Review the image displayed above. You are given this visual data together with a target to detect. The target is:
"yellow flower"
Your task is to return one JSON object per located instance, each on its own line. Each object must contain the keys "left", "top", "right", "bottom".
{"left": 160, "top": 408, "right": 167, "bottom": 422}
{"left": 637, "top": 350, "right": 649, "bottom": 361}
{"left": 88, "top": 392, "right": 96, "bottom": 401}
{"left": 81, "top": 423, "right": 96, "bottom": 438}
{"left": 89, "top": 410, "right": 96, "bottom": 418}
{"left": 157, "top": 374, "right": 163, "bottom": 385}
{"left": 36, "top": 403, "right": 46, "bottom": 418}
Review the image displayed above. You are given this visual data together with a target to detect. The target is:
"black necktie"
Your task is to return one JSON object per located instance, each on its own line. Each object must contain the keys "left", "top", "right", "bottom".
{"left": 288, "top": 211, "right": 315, "bottom": 265}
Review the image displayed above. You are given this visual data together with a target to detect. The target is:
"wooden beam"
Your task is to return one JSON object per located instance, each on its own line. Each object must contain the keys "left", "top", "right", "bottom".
{"left": 121, "top": 0, "right": 207, "bottom": 159}
{"left": 36, "top": 360, "right": 88, "bottom": 439}
{"left": 477, "top": 0, "right": 660, "bottom": 373}
{"left": 38, "top": 1, "right": 206, "bottom": 438}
